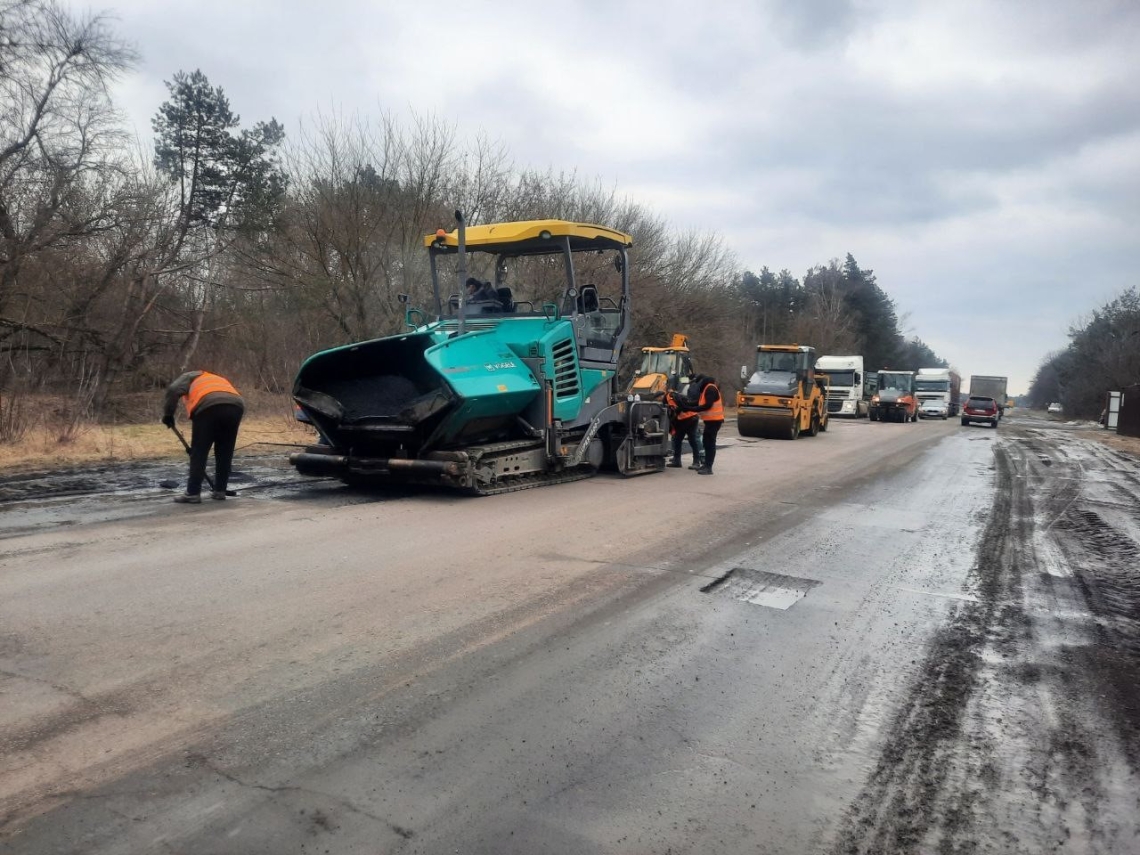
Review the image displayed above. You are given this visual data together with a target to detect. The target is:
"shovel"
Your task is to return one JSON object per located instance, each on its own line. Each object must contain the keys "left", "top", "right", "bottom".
{"left": 169, "top": 424, "right": 238, "bottom": 497}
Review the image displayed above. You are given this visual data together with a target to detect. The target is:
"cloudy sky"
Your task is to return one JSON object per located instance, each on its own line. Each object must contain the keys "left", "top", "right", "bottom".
{"left": 80, "top": 0, "right": 1139, "bottom": 394}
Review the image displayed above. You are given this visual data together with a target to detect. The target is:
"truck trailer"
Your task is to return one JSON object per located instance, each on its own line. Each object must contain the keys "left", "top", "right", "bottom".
{"left": 815, "top": 355, "right": 868, "bottom": 418}
{"left": 968, "top": 375, "right": 1009, "bottom": 419}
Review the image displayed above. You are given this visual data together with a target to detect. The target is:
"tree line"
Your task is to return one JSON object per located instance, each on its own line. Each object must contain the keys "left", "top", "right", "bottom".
{"left": 1028, "top": 288, "right": 1140, "bottom": 419}
{"left": 0, "top": 0, "right": 949, "bottom": 441}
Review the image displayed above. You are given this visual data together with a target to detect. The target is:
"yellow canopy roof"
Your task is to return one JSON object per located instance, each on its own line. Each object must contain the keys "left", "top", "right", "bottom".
{"left": 424, "top": 219, "right": 633, "bottom": 253}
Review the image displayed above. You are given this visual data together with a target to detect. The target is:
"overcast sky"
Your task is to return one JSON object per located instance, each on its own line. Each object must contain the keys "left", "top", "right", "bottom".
{"left": 80, "top": 0, "right": 1139, "bottom": 394}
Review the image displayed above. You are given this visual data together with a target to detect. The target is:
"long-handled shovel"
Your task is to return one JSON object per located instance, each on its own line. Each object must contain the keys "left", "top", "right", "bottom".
{"left": 169, "top": 424, "right": 238, "bottom": 497}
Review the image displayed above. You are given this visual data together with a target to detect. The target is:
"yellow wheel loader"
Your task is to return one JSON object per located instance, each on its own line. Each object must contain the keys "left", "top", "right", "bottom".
{"left": 626, "top": 333, "right": 694, "bottom": 401}
{"left": 736, "top": 344, "right": 829, "bottom": 440}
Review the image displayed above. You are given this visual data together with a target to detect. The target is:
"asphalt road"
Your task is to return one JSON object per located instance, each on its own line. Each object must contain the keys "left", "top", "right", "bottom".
{"left": 2, "top": 413, "right": 1138, "bottom": 854}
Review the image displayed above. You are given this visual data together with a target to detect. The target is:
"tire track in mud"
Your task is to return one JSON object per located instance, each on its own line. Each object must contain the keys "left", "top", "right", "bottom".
{"left": 832, "top": 428, "right": 1140, "bottom": 855}
{"left": 1046, "top": 439, "right": 1140, "bottom": 770}
{"left": 830, "top": 442, "right": 1031, "bottom": 855}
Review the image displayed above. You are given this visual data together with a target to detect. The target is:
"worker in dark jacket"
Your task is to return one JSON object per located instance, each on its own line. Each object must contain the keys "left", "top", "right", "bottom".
{"left": 666, "top": 387, "right": 702, "bottom": 469}
{"left": 677, "top": 375, "right": 724, "bottom": 475}
{"left": 162, "top": 371, "right": 245, "bottom": 503}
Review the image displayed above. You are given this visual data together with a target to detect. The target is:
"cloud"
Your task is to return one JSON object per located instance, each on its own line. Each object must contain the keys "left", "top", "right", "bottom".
{"left": 77, "top": 0, "right": 1140, "bottom": 393}
{"left": 769, "top": 0, "right": 865, "bottom": 49}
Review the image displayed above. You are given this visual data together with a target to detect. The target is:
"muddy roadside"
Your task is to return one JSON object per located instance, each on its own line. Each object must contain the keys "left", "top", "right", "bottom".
{"left": 833, "top": 420, "right": 1140, "bottom": 854}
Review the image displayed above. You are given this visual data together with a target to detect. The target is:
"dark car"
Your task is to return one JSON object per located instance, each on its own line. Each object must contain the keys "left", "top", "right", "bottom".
{"left": 961, "top": 395, "right": 999, "bottom": 428}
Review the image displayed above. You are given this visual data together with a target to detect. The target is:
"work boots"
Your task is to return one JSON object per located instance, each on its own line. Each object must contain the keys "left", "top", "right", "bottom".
{"left": 173, "top": 493, "right": 201, "bottom": 504}
{"left": 667, "top": 459, "right": 683, "bottom": 468}
{"left": 696, "top": 466, "right": 713, "bottom": 475}
{"left": 210, "top": 491, "right": 227, "bottom": 500}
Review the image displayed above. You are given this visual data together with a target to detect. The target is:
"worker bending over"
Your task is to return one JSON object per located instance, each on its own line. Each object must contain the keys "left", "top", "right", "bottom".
{"left": 162, "top": 370, "right": 245, "bottom": 503}
{"left": 676, "top": 375, "right": 723, "bottom": 475}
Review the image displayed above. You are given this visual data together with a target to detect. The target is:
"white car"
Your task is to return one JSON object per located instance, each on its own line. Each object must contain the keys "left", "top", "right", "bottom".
{"left": 919, "top": 400, "right": 949, "bottom": 419}
{"left": 1047, "top": 402, "right": 1062, "bottom": 414}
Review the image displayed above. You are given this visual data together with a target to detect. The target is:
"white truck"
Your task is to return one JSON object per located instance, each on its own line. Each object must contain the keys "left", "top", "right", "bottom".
{"left": 915, "top": 368, "right": 959, "bottom": 417}
{"left": 968, "top": 375, "right": 1009, "bottom": 419}
{"left": 815, "top": 355, "right": 869, "bottom": 418}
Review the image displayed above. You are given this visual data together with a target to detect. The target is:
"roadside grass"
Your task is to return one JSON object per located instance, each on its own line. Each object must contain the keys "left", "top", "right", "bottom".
{"left": 0, "top": 393, "right": 315, "bottom": 473}
{"left": 0, "top": 395, "right": 749, "bottom": 474}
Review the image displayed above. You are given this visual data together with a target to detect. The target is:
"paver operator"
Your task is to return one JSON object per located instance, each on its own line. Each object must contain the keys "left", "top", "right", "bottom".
{"left": 162, "top": 370, "right": 245, "bottom": 503}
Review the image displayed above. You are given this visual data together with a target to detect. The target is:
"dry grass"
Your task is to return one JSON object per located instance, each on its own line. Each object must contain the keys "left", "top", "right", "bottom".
{"left": 0, "top": 394, "right": 316, "bottom": 473}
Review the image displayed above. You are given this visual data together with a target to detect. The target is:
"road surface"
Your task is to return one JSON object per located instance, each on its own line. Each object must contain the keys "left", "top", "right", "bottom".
{"left": 1, "top": 413, "right": 1138, "bottom": 853}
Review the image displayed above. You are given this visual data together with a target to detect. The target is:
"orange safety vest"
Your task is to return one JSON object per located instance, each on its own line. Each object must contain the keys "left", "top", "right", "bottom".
{"left": 698, "top": 382, "right": 724, "bottom": 422}
{"left": 666, "top": 389, "right": 698, "bottom": 422}
{"left": 183, "top": 372, "right": 240, "bottom": 417}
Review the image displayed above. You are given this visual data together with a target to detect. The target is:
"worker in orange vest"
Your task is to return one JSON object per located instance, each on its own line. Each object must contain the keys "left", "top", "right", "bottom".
{"left": 677, "top": 374, "right": 723, "bottom": 475}
{"left": 162, "top": 370, "right": 245, "bottom": 503}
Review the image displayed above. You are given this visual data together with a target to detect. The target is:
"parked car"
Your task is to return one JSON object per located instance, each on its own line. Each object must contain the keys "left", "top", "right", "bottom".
{"left": 919, "top": 399, "right": 949, "bottom": 419}
{"left": 1047, "top": 402, "right": 1062, "bottom": 414}
{"left": 961, "top": 396, "right": 999, "bottom": 428}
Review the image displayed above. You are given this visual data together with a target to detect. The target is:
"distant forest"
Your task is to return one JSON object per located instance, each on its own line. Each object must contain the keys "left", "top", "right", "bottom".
{"left": 1, "top": 1, "right": 948, "bottom": 438}
{"left": 1028, "top": 288, "right": 1140, "bottom": 419}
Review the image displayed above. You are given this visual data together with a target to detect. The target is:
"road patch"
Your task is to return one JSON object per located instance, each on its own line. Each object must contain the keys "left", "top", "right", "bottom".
{"left": 700, "top": 567, "right": 821, "bottom": 609}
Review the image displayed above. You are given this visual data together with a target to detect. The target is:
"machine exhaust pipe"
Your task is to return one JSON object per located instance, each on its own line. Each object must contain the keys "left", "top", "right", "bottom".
{"left": 455, "top": 209, "right": 467, "bottom": 336}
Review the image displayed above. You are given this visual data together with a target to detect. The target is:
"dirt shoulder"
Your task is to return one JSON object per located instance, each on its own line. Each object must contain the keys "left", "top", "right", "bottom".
{"left": 1085, "top": 429, "right": 1140, "bottom": 460}
{"left": 0, "top": 409, "right": 315, "bottom": 474}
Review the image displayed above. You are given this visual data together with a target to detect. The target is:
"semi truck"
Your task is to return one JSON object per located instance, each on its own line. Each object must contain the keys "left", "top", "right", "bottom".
{"left": 915, "top": 368, "right": 962, "bottom": 416}
{"left": 968, "top": 375, "right": 1009, "bottom": 419}
{"left": 815, "top": 355, "right": 869, "bottom": 418}
{"left": 869, "top": 370, "right": 919, "bottom": 422}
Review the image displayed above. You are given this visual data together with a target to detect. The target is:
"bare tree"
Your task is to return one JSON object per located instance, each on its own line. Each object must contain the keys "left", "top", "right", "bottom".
{"left": 253, "top": 111, "right": 466, "bottom": 342}
{"left": 0, "top": 0, "right": 136, "bottom": 318}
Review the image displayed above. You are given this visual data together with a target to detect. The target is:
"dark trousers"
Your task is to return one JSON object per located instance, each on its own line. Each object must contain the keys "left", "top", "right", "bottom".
{"left": 701, "top": 419, "right": 722, "bottom": 471}
{"left": 188, "top": 404, "right": 243, "bottom": 495}
{"left": 671, "top": 417, "right": 701, "bottom": 462}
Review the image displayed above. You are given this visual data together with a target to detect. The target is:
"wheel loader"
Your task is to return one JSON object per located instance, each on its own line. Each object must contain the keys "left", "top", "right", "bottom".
{"left": 288, "top": 216, "right": 669, "bottom": 494}
{"left": 627, "top": 333, "right": 694, "bottom": 401}
{"left": 626, "top": 333, "right": 707, "bottom": 464}
{"left": 736, "top": 344, "right": 829, "bottom": 440}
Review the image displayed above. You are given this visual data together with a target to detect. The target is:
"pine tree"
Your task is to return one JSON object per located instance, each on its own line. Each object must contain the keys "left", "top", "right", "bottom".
{"left": 152, "top": 69, "right": 285, "bottom": 232}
